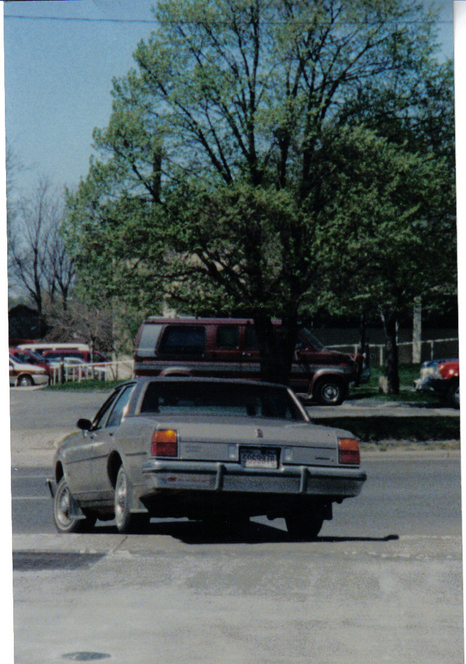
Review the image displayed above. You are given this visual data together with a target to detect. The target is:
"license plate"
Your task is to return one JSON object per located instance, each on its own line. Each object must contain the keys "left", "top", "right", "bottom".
{"left": 240, "top": 447, "right": 278, "bottom": 469}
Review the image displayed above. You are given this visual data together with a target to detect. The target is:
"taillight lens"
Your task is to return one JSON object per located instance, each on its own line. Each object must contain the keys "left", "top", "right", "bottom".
{"left": 338, "top": 438, "right": 360, "bottom": 465}
{"left": 151, "top": 429, "right": 178, "bottom": 457}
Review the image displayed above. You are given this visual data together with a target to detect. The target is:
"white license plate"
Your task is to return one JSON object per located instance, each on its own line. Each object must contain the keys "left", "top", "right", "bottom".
{"left": 240, "top": 448, "right": 278, "bottom": 469}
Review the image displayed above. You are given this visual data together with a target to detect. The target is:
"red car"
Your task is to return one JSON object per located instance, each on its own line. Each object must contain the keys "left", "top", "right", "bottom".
{"left": 9, "top": 348, "right": 51, "bottom": 375}
{"left": 414, "top": 359, "right": 459, "bottom": 409}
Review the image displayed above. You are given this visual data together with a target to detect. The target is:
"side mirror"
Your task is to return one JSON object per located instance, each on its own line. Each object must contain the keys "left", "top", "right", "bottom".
{"left": 77, "top": 418, "right": 92, "bottom": 431}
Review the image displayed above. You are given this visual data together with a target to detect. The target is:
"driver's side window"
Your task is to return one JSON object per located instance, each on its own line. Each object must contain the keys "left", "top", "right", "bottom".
{"left": 92, "top": 392, "right": 120, "bottom": 430}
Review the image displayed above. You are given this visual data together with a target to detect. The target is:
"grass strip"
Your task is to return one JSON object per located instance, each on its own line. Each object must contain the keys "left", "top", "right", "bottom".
{"left": 46, "top": 379, "right": 124, "bottom": 391}
{"left": 314, "top": 416, "right": 460, "bottom": 442}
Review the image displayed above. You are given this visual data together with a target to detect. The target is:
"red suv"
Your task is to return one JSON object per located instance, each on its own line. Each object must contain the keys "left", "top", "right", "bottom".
{"left": 134, "top": 318, "right": 368, "bottom": 405}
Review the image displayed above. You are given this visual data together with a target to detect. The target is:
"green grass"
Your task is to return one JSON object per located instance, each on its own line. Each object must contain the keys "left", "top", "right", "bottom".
{"left": 46, "top": 379, "right": 125, "bottom": 391}
{"left": 45, "top": 365, "right": 458, "bottom": 443}
{"left": 315, "top": 416, "right": 460, "bottom": 443}
{"left": 350, "top": 364, "right": 438, "bottom": 406}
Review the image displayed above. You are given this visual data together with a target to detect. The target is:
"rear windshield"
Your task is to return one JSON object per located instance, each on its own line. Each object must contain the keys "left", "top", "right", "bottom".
{"left": 140, "top": 382, "right": 305, "bottom": 421}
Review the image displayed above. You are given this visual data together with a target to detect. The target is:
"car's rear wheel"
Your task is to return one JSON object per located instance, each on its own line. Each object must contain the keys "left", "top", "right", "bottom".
{"left": 285, "top": 513, "right": 324, "bottom": 541}
{"left": 114, "top": 466, "right": 149, "bottom": 533}
{"left": 312, "top": 377, "right": 346, "bottom": 406}
{"left": 53, "top": 477, "right": 96, "bottom": 533}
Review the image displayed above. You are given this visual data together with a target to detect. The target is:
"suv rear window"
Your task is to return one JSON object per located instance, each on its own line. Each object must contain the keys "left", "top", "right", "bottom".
{"left": 158, "top": 325, "right": 206, "bottom": 357}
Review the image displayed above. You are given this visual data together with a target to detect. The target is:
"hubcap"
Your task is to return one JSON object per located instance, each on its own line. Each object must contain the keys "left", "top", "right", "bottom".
{"left": 322, "top": 384, "right": 338, "bottom": 401}
{"left": 57, "top": 485, "right": 72, "bottom": 526}
{"left": 115, "top": 472, "right": 127, "bottom": 524}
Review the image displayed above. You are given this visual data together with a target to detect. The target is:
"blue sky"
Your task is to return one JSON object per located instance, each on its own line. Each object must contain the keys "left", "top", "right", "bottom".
{"left": 4, "top": 0, "right": 158, "bottom": 193}
{"left": 3, "top": 0, "right": 456, "bottom": 196}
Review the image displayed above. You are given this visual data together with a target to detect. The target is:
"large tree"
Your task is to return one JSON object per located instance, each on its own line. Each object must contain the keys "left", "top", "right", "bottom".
{"left": 65, "top": 0, "right": 455, "bottom": 387}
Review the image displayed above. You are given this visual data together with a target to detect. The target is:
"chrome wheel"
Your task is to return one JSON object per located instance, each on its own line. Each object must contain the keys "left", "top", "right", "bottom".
{"left": 114, "top": 466, "right": 130, "bottom": 532}
{"left": 53, "top": 477, "right": 95, "bottom": 533}
{"left": 313, "top": 378, "right": 346, "bottom": 406}
{"left": 114, "top": 466, "right": 149, "bottom": 533}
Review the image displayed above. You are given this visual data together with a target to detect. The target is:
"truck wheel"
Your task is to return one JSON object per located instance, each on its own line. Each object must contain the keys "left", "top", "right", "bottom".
{"left": 313, "top": 378, "right": 346, "bottom": 406}
{"left": 448, "top": 382, "right": 460, "bottom": 409}
{"left": 285, "top": 513, "right": 324, "bottom": 541}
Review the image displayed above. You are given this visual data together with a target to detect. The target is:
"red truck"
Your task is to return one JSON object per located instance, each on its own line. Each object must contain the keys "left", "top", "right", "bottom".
{"left": 134, "top": 317, "right": 369, "bottom": 406}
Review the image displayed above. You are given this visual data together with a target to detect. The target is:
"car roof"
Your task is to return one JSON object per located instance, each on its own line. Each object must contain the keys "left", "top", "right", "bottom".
{"left": 145, "top": 317, "right": 281, "bottom": 325}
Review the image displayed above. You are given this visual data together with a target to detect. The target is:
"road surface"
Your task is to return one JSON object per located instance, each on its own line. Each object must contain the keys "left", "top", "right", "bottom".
{"left": 9, "top": 387, "right": 464, "bottom": 664}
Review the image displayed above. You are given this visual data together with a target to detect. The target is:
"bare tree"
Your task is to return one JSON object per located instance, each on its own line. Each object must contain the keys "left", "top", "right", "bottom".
{"left": 46, "top": 299, "right": 114, "bottom": 354}
{"left": 8, "top": 179, "right": 75, "bottom": 313}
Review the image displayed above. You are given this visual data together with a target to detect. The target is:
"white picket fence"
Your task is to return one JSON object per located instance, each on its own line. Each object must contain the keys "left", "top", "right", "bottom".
{"left": 48, "top": 338, "right": 459, "bottom": 384}
{"left": 328, "top": 338, "right": 459, "bottom": 367}
{"left": 49, "top": 360, "right": 134, "bottom": 385}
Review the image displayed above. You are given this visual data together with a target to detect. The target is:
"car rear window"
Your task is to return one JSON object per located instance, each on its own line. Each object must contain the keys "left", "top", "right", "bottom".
{"left": 140, "top": 381, "right": 305, "bottom": 421}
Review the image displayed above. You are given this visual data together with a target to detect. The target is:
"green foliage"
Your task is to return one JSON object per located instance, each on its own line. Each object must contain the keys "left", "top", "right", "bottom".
{"left": 63, "top": 0, "right": 455, "bottom": 385}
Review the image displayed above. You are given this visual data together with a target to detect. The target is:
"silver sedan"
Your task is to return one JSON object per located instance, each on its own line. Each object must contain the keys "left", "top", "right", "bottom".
{"left": 49, "top": 377, "right": 366, "bottom": 539}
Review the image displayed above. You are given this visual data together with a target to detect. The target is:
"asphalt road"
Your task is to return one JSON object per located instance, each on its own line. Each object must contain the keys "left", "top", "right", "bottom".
{"left": 9, "top": 387, "right": 464, "bottom": 664}
{"left": 11, "top": 455, "right": 462, "bottom": 539}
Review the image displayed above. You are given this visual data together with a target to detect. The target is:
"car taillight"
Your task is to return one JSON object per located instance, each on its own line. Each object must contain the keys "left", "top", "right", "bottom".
{"left": 151, "top": 429, "right": 178, "bottom": 457}
{"left": 338, "top": 438, "right": 360, "bottom": 465}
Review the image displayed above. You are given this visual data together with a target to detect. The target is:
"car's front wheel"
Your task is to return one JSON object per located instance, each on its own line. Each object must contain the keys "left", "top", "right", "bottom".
{"left": 53, "top": 477, "right": 96, "bottom": 533}
{"left": 17, "top": 374, "right": 33, "bottom": 387}
{"left": 114, "top": 466, "right": 149, "bottom": 533}
{"left": 285, "top": 513, "right": 324, "bottom": 541}
{"left": 448, "top": 382, "right": 460, "bottom": 409}
{"left": 312, "top": 377, "right": 346, "bottom": 406}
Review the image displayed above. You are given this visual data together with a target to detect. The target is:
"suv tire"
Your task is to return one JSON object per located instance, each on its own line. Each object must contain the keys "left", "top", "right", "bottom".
{"left": 312, "top": 377, "right": 346, "bottom": 406}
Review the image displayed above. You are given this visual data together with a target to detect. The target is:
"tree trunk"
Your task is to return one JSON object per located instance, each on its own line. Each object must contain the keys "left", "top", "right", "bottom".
{"left": 381, "top": 309, "right": 399, "bottom": 394}
{"left": 253, "top": 311, "right": 299, "bottom": 385}
{"left": 413, "top": 297, "right": 422, "bottom": 364}
{"left": 356, "top": 312, "right": 369, "bottom": 387}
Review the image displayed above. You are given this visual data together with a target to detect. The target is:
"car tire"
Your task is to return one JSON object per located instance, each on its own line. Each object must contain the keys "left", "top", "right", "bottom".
{"left": 53, "top": 477, "right": 96, "bottom": 533}
{"left": 114, "top": 466, "right": 149, "bottom": 533}
{"left": 312, "top": 377, "right": 346, "bottom": 406}
{"left": 17, "top": 374, "right": 33, "bottom": 387}
{"left": 448, "top": 382, "right": 460, "bottom": 409}
{"left": 285, "top": 513, "right": 324, "bottom": 541}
